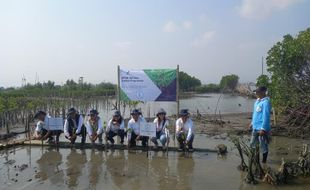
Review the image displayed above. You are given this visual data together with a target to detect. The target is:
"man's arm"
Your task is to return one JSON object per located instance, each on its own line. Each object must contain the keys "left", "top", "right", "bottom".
{"left": 186, "top": 120, "right": 194, "bottom": 142}
{"left": 63, "top": 119, "right": 70, "bottom": 137}
{"left": 75, "top": 115, "right": 84, "bottom": 134}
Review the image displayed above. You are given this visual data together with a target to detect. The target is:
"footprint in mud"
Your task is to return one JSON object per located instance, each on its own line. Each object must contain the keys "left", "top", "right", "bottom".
{"left": 4, "top": 159, "right": 16, "bottom": 165}
{"left": 18, "top": 164, "right": 28, "bottom": 171}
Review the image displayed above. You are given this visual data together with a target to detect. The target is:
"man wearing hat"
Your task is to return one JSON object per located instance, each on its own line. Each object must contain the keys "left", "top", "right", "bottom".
{"left": 85, "top": 109, "right": 104, "bottom": 144}
{"left": 127, "top": 109, "right": 149, "bottom": 148}
{"left": 63, "top": 107, "right": 87, "bottom": 144}
{"left": 33, "top": 111, "right": 53, "bottom": 142}
{"left": 176, "top": 109, "right": 195, "bottom": 151}
{"left": 151, "top": 108, "right": 169, "bottom": 150}
{"left": 250, "top": 86, "right": 272, "bottom": 163}
{"left": 105, "top": 110, "right": 125, "bottom": 146}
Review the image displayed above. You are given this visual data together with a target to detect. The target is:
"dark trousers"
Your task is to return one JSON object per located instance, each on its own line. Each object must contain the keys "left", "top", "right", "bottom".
{"left": 176, "top": 132, "right": 194, "bottom": 149}
{"left": 65, "top": 125, "right": 87, "bottom": 144}
{"left": 130, "top": 132, "right": 149, "bottom": 147}
{"left": 41, "top": 128, "right": 53, "bottom": 140}
{"left": 41, "top": 129, "right": 62, "bottom": 142}
{"left": 106, "top": 129, "right": 125, "bottom": 144}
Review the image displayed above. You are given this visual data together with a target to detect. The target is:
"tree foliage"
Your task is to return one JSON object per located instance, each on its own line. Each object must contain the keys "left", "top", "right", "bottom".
{"left": 266, "top": 28, "right": 310, "bottom": 111}
{"left": 256, "top": 74, "right": 270, "bottom": 89}
{"left": 0, "top": 80, "right": 116, "bottom": 116}
{"left": 179, "top": 71, "right": 201, "bottom": 91}
{"left": 195, "top": 83, "right": 221, "bottom": 93}
{"left": 219, "top": 74, "right": 239, "bottom": 92}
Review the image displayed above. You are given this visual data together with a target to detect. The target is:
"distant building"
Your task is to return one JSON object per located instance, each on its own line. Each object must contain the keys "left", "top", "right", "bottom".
{"left": 78, "top": 77, "right": 84, "bottom": 85}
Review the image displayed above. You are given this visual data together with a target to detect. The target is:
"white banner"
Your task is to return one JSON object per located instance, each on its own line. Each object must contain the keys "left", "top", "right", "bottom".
{"left": 139, "top": 122, "right": 156, "bottom": 137}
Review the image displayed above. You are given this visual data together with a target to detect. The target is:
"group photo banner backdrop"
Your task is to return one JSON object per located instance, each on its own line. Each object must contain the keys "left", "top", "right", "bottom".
{"left": 120, "top": 69, "right": 177, "bottom": 101}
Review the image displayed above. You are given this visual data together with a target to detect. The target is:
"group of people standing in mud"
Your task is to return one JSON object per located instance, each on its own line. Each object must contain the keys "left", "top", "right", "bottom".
{"left": 33, "top": 106, "right": 195, "bottom": 152}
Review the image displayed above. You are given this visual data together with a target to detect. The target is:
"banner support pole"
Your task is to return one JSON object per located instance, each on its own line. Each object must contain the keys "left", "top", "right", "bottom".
{"left": 117, "top": 65, "right": 121, "bottom": 111}
{"left": 175, "top": 65, "right": 180, "bottom": 148}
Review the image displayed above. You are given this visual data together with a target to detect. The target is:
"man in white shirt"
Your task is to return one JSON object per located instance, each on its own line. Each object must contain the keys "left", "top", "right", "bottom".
{"left": 33, "top": 111, "right": 52, "bottom": 141}
{"left": 85, "top": 109, "right": 104, "bottom": 144}
{"left": 63, "top": 108, "right": 87, "bottom": 145}
{"left": 175, "top": 109, "right": 194, "bottom": 151}
{"left": 127, "top": 109, "right": 149, "bottom": 148}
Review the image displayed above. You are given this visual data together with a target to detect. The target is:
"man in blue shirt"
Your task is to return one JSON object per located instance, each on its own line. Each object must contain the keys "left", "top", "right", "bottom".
{"left": 250, "top": 86, "right": 271, "bottom": 163}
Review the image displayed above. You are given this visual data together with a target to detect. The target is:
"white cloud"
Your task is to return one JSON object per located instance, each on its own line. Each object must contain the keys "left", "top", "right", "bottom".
{"left": 163, "top": 21, "right": 177, "bottom": 33}
{"left": 182, "top": 20, "right": 192, "bottom": 30}
{"left": 191, "top": 31, "right": 216, "bottom": 48}
{"left": 237, "top": 0, "right": 303, "bottom": 20}
{"left": 114, "top": 41, "right": 132, "bottom": 49}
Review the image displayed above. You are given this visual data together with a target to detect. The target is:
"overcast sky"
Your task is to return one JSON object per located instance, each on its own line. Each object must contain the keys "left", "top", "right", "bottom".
{"left": 0, "top": 0, "right": 309, "bottom": 87}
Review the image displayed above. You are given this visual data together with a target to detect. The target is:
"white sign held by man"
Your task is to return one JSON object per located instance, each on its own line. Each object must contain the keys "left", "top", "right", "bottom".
{"left": 46, "top": 117, "right": 64, "bottom": 131}
{"left": 140, "top": 122, "right": 156, "bottom": 137}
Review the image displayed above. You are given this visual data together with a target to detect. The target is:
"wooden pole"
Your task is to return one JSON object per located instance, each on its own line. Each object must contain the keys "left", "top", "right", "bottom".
{"left": 175, "top": 65, "right": 180, "bottom": 148}
{"left": 261, "top": 56, "right": 264, "bottom": 75}
{"left": 273, "top": 108, "right": 277, "bottom": 126}
{"left": 117, "top": 65, "right": 121, "bottom": 111}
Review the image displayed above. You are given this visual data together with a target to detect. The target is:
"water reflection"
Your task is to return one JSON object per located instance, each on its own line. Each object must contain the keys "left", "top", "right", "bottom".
{"left": 176, "top": 154, "right": 195, "bottom": 190}
{"left": 88, "top": 149, "right": 104, "bottom": 189}
{"left": 105, "top": 150, "right": 127, "bottom": 189}
{"left": 65, "top": 148, "right": 87, "bottom": 188}
{"left": 36, "top": 148, "right": 64, "bottom": 185}
{"left": 1, "top": 135, "right": 310, "bottom": 190}
{"left": 126, "top": 151, "right": 148, "bottom": 190}
{"left": 149, "top": 152, "right": 172, "bottom": 190}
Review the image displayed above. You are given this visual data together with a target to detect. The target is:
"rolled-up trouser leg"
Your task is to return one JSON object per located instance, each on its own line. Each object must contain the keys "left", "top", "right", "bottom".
{"left": 250, "top": 130, "right": 259, "bottom": 149}
{"left": 259, "top": 135, "right": 269, "bottom": 154}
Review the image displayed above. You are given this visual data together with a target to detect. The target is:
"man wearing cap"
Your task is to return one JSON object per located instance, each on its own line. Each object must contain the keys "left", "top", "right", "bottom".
{"left": 127, "top": 109, "right": 149, "bottom": 148}
{"left": 105, "top": 110, "right": 125, "bottom": 146}
{"left": 151, "top": 108, "right": 169, "bottom": 150}
{"left": 33, "top": 111, "right": 53, "bottom": 142}
{"left": 176, "top": 109, "right": 195, "bottom": 151}
{"left": 85, "top": 109, "right": 104, "bottom": 144}
{"left": 63, "top": 107, "right": 87, "bottom": 144}
{"left": 250, "top": 86, "right": 272, "bottom": 163}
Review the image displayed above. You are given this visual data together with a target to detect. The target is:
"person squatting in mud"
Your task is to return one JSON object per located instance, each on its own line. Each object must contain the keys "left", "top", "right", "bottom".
{"left": 33, "top": 110, "right": 61, "bottom": 144}
{"left": 151, "top": 108, "right": 170, "bottom": 150}
{"left": 127, "top": 109, "right": 149, "bottom": 148}
{"left": 85, "top": 109, "right": 104, "bottom": 144}
{"left": 63, "top": 107, "right": 87, "bottom": 145}
{"left": 105, "top": 110, "right": 126, "bottom": 146}
{"left": 176, "top": 109, "right": 195, "bottom": 152}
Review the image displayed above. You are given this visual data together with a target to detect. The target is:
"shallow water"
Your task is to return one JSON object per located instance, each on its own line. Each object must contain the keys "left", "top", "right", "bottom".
{"left": 1, "top": 135, "right": 310, "bottom": 190}
{"left": 95, "top": 93, "right": 255, "bottom": 120}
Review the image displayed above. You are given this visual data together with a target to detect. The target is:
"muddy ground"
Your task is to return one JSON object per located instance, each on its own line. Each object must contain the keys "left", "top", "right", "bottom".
{"left": 191, "top": 112, "right": 310, "bottom": 139}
